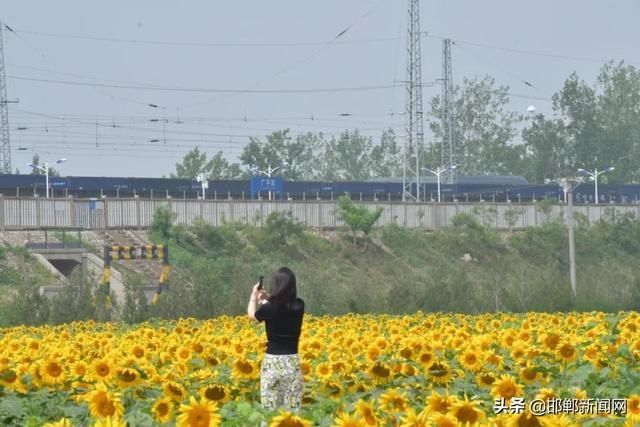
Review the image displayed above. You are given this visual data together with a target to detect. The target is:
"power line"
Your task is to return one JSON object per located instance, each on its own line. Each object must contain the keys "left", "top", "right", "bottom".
{"left": 8, "top": 75, "right": 402, "bottom": 94}
{"left": 426, "top": 33, "right": 639, "bottom": 66}
{"left": 14, "top": 28, "right": 403, "bottom": 48}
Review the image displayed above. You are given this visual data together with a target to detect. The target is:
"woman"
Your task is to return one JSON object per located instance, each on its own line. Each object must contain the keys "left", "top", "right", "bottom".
{"left": 247, "top": 267, "right": 305, "bottom": 413}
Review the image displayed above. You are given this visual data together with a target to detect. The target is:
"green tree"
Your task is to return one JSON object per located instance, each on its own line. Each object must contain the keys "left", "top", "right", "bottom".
{"left": 173, "top": 148, "right": 242, "bottom": 179}
{"left": 336, "top": 195, "right": 383, "bottom": 247}
{"left": 522, "top": 115, "right": 572, "bottom": 182}
{"left": 429, "top": 75, "right": 522, "bottom": 175}
{"left": 239, "top": 129, "right": 320, "bottom": 180}
{"left": 369, "top": 129, "right": 403, "bottom": 177}
{"left": 173, "top": 147, "right": 209, "bottom": 178}
{"left": 322, "top": 130, "right": 373, "bottom": 180}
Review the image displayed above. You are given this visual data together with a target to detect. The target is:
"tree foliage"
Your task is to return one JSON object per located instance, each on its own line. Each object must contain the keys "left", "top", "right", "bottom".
{"left": 336, "top": 195, "right": 383, "bottom": 245}
{"left": 173, "top": 148, "right": 241, "bottom": 179}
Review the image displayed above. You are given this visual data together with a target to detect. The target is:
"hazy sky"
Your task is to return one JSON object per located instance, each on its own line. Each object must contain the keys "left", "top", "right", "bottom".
{"left": 3, "top": 0, "right": 640, "bottom": 177}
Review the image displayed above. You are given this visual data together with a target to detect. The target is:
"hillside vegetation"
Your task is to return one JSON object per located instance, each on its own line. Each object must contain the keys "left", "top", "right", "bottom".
{"left": 2, "top": 205, "right": 640, "bottom": 327}
{"left": 141, "top": 205, "right": 640, "bottom": 321}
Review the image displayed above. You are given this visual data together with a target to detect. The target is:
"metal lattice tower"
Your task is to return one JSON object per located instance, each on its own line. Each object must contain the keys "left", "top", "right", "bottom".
{"left": 442, "top": 38, "right": 455, "bottom": 183}
{"left": 0, "top": 21, "right": 11, "bottom": 174}
{"left": 402, "top": 0, "right": 424, "bottom": 202}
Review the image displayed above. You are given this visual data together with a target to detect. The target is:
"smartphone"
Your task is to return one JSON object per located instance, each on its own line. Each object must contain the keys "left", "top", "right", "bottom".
{"left": 258, "top": 275, "right": 264, "bottom": 290}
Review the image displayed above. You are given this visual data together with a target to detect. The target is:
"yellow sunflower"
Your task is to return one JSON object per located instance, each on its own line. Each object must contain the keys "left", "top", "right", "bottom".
{"left": 90, "top": 359, "right": 113, "bottom": 382}
{"left": 231, "top": 358, "right": 258, "bottom": 379}
{"left": 163, "top": 380, "right": 188, "bottom": 402}
{"left": 333, "top": 412, "right": 365, "bottom": 427}
{"left": 200, "top": 384, "right": 231, "bottom": 404}
{"left": 448, "top": 395, "right": 485, "bottom": 425}
{"left": 458, "top": 349, "right": 484, "bottom": 372}
{"left": 92, "top": 418, "right": 126, "bottom": 427}
{"left": 491, "top": 374, "right": 523, "bottom": 404}
{"left": 43, "top": 418, "right": 72, "bottom": 427}
{"left": 152, "top": 397, "right": 174, "bottom": 424}
{"left": 378, "top": 389, "right": 408, "bottom": 413}
{"left": 177, "top": 396, "right": 221, "bottom": 427}
{"left": 115, "top": 367, "right": 141, "bottom": 389}
{"left": 41, "top": 358, "right": 66, "bottom": 386}
{"left": 356, "top": 400, "right": 379, "bottom": 426}
{"left": 626, "top": 394, "right": 640, "bottom": 421}
{"left": 427, "top": 361, "right": 452, "bottom": 385}
{"left": 428, "top": 412, "right": 459, "bottom": 427}
{"left": 368, "top": 361, "right": 392, "bottom": 382}
{"left": 399, "top": 408, "right": 430, "bottom": 427}
{"left": 269, "top": 410, "right": 312, "bottom": 427}
{"left": 556, "top": 340, "right": 578, "bottom": 363}
{"left": 426, "top": 391, "right": 454, "bottom": 414}
{"left": 85, "top": 383, "right": 124, "bottom": 419}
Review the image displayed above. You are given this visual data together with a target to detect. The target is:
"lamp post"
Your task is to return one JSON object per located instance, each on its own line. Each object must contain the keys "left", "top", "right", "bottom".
{"left": 251, "top": 161, "right": 287, "bottom": 201}
{"left": 27, "top": 158, "right": 66, "bottom": 198}
{"left": 422, "top": 165, "right": 456, "bottom": 202}
{"left": 547, "top": 176, "right": 582, "bottom": 298}
{"left": 196, "top": 173, "right": 208, "bottom": 200}
{"left": 577, "top": 167, "right": 614, "bottom": 204}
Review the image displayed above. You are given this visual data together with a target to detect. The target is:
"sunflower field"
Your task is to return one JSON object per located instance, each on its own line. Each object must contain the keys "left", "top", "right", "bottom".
{"left": 1, "top": 311, "right": 640, "bottom": 426}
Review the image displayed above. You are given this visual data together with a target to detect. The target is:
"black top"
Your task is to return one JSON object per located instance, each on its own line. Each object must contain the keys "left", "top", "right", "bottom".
{"left": 254, "top": 298, "right": 304, "bottom": 355}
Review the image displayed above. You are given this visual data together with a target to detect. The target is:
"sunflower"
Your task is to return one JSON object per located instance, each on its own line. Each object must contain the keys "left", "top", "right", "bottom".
{"left": 416, "top": 350, "right": 435, "bottom": 369}
{"left": 491, "top": 375, "right": 523, "bottom": 403}
{"left": 90, "top": 359, "right": 113, "bottom": 382}
{"left": 43, "top": 418, "right": 72, "bottom": 427}
{"left": 626, "top": 394, "right": 640, "bottom": 421}
{"left": 519, "top": 365, "right": 539, "bottom": 384}
{"left": 448, "top": 395, "right": 485, "bottom": 425}
{"left": 323, "top": 380, "right": 344, "bottom": 399}
{"left": 72, "top": 361, "right": 88, "bottom": 378}
{"left": 85, "top": 384, "right": 124, "bottom": 419}
{"left": 356, "top": 400, "right": 378, "bottom": 426}
{"left": 556, "top": 341, "right": 578, "bottom": 363}
{"left": 315, "top": 362, "right": 332, "bottom": 379}
{"left": 505, "top": 412, "right": 544, "bottom": 427}
{"left": 368, "top": 361, "right": 392, "bottom": 382}
{"left": 268, "top": 410, "right": 312, "bottom": 427}
{"left": 428, "top": 413, "right": 459, "bottom": 427}
{"left": 378, "top": 389, "right": 408, "bottom": 413}
{"left": 177, "top": 397, "right": 221, "bottom": 427}
{"left": 539, "top": 414, "right": 578, "bottom": 427}
{"left": 426, "top": 391, "right": 454, "bottom": 414}
{"left": 175, "top": 346, "right": 192, "bottom": 362}
{"left": 163, "top": 380, "right": 188, "bottom": 401}
{"left": 476, "top": 372, "right": 496, "bottom": 388}
{"left": 427, "top": 361, "right": 452, "bottom": 385}
{"left": 333, "top": 412, "right": 365, "bottom": 427}
{"left": 231, "top": 358, "right": 258, "bottom": 379}
{"left": 152, "top": 397, "right": 174, "bottom": 424}
{"left": 399, "top": 408, "right": 430, "bottom": 427}
{"left": 41, "top": 359, "right": 66, "bottom": 386}
{"left": 200, "top": 384, "right": 231, "bottom": 404}
{"left": 534, "top": 387, "right": 557, "bottom": 401}
{"left": 459, "top": 349, "right": 484, "bottom": 372}
{"left": 92, "top": 418, "right": 127, "bottom": 427}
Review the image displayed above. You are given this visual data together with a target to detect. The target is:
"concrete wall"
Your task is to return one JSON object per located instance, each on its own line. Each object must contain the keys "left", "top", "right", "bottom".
{"left": 2, "top": 197, "right": 640, "bottom": 230}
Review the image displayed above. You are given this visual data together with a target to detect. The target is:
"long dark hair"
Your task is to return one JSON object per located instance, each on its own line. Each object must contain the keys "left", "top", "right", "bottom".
{"left": 267, "top": 267, "right": 297, "bottom": 310}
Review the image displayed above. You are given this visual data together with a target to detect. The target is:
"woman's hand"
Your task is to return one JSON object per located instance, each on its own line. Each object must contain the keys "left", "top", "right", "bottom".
{"left": 251, "top": 283, "right": 268, "bottom": 302}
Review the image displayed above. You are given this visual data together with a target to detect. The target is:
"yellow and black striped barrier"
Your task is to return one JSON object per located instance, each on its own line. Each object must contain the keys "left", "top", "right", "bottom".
{"left": 103, "top": 244, "right": 170, "bottom": 305}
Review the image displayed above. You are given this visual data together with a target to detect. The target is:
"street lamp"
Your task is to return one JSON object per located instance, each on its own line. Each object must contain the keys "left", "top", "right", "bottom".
{"left": 251, "top": 161, "right": 288, "bottom": 201}
{"left": 422, "top": 165, "right": 456, "bottom": 202}
{"left": 577, "top": 167, "right": 614, "bottom": 204}
{"left": 27, "top": 158, "right": 66, "bottom": 198}
{"left": 546, "top": 176, "right": 582, "bottom": 298}
{"left": 196, "top": 174, "right": 208, "bottom": 200}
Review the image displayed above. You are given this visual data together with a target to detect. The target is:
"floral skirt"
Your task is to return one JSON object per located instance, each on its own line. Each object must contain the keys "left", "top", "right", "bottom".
{"left": 260, "top": 353, "right": 303, "bottom": 411}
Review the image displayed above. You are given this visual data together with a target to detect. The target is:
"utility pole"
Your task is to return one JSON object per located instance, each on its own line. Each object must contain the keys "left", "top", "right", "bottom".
{"left": 403, "top": 0, "right": 424, "bottom": 202}
{"left": 567, "top": 181, "right": 576, "bottom": 298}
{"left": 442, "top": 39, "right": 455, "bottom": 183}
{"left": 0, "top": 21, "right": 12, "bottom": 174}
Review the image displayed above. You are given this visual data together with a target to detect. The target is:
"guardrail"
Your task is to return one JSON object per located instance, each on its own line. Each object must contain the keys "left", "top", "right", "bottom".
{"left": 1, "top": 197, "right": 639, "bottom": 230}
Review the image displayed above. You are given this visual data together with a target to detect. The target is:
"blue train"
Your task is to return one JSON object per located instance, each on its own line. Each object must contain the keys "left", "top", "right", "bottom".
{"left": 0, "top": 174, "right": 639, "bottom": 203}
